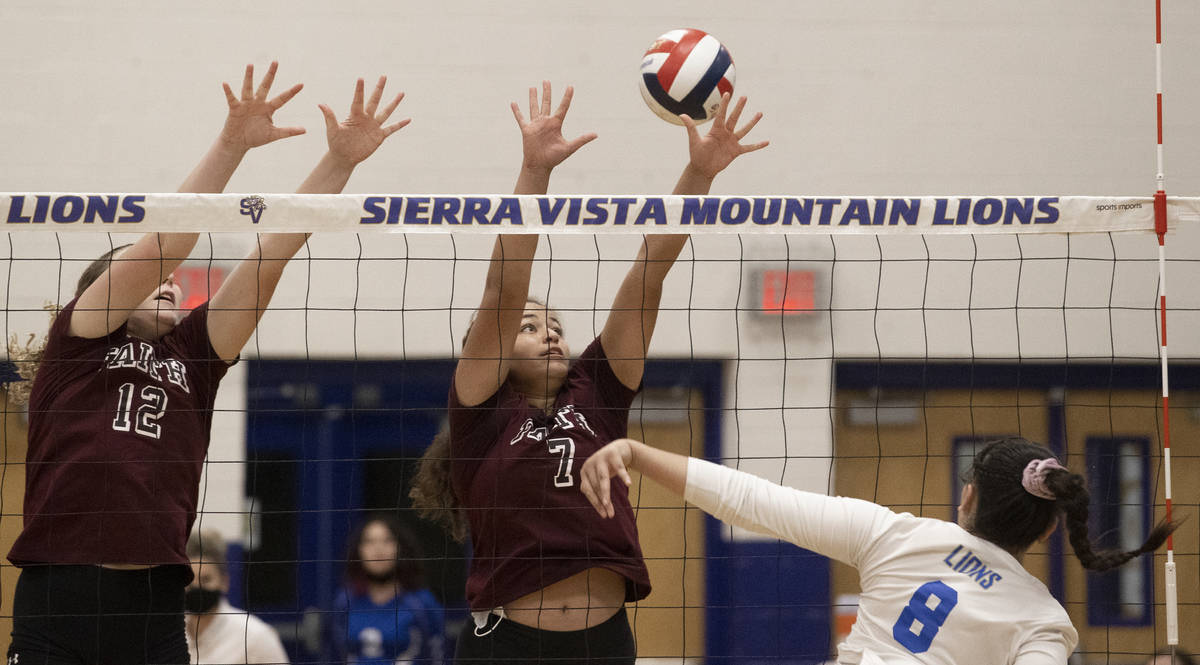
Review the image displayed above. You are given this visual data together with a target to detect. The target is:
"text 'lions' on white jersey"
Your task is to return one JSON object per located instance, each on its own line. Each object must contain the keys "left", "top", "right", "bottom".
{"left": 684, "top": 459, "right": 1077, "bottom": 665}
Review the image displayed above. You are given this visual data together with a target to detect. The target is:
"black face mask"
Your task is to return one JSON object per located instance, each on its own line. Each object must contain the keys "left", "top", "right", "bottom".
{"left": 364, "top": 568, "right": 397, "bottom": 585}
{"left": 185, "top": 586, "right": 222, "bottom": 614}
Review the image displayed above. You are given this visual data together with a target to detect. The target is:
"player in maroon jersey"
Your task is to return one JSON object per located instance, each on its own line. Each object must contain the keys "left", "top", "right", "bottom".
{"left": 411, "top": 86, "right": 767, "bottom": 663}
{"left": 6, "top": 65, "right": 410, "bottom": 665}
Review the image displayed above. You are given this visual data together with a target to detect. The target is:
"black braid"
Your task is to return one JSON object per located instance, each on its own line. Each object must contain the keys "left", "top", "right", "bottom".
{"left": 968, "top": 437, "right": 1178, "bottom": 568}
{"left": 1045, "top": 468, "right": 1178, "bottom": 572}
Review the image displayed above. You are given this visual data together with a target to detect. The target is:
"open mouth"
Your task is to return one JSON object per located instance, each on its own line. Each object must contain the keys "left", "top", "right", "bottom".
{"left": 154, "top": 292, "right": 176, "bottom": 307}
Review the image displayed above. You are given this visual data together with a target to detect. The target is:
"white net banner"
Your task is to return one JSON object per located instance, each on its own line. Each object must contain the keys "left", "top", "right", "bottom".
{"left": 4, "top": 193, "right": 1199, "bottom": 234}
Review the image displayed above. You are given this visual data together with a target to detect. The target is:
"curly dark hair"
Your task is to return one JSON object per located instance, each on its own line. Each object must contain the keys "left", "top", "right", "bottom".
{"left": 408, "top": 295, "right": 554, "bottom": 543}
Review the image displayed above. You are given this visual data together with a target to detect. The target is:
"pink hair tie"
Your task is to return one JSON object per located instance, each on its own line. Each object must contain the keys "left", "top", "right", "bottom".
{"left": 1022, "top": 458, "right": 1065, "bottom": 500}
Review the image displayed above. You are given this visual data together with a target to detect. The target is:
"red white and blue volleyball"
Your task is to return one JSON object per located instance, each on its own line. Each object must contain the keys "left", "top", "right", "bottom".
{"left": 639, "top": 29, "right": 736, "bottom": 125}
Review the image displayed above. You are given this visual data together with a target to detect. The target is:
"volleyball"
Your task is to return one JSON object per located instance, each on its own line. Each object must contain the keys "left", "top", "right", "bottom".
{"left": 638, "top": 28, "right": 736, "bottom": 125}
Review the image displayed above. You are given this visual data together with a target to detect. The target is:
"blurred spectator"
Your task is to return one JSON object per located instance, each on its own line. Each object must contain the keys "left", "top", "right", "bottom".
{"left": 186, "top": 529, "right": 289, "bottom": 664}
{"left": 329, "top": 514, "right": 445, "bottom": 664}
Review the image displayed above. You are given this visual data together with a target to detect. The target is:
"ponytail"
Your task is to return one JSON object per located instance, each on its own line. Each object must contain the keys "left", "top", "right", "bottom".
{"left": 1045, "top": 468, "right": 1178, "bottom": 572}
{"left": 969, "top": 437, "right": 1178, "bottom": 570}
{"left": 408, "top": 424, "right": 468, "bottom": 543}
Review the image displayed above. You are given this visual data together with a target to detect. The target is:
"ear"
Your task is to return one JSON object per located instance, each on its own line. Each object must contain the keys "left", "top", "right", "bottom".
{"left": 957, "top": 483, "right": 977, "bottom": 528}
{"left": 1037, "top": 517, "right": 1059, "bottom": 543}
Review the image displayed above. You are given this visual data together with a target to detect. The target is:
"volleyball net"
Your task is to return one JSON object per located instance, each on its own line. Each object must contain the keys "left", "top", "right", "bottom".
{"left": 1, "top": 193, "right": 1197, "bottom": 663}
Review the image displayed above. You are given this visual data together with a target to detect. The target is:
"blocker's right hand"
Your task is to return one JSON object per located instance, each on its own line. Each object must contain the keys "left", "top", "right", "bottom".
{"left": 512, "top": 80, "right": 598, "bottom": 174}
{"left": 319, "top": 76, "right": 410, "bottom": 167}
{"left": 218, "top": 61, "right": 306, "bottom": 152}
{"left": 580, "top": 439, "right": 636, "bottom": 519}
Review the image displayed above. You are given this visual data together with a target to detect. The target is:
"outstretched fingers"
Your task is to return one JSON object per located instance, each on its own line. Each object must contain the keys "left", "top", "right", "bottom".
{"left": 712, "top": 92, "right": 730, "bottom": 128}
{"left": 540, "top": 80, "right": 552, "bottom": 118}
{"left": 510, "top": 101, "right": 527, "bottom": 128}
{"left": 680, "top": 113, "right": 702, "bottom": 145}
{"left": 268, "top": 83, "right": 304, "bottom": 111}
{"left": 725, "top": 95, "right": 747, "bottom": 131}
{"left": 350, "top": 78, "right": 366, "bottom": 116}
{"left": 553, "top": 85, "right": 575, "bottom": 119}
{"left": 240, "top": 63, "right": 254, "bottom": 100}
{"left": 567, "top": 131, "right": 599, "bottom": 155}
{"left": 318, "top": 103, "right": 339, "bottom": 134}
{"left": 734, "top": 110, "right": 763, "bottom": 140}
{"left": 382, "top": 117, "right": 412, "bottom": 138}
{"left": 376, "top": 91, "right": 404, "bottom": 123}
{"left": 365, "top": 76, "right": 386, "bottom": 117}
{"left": 222, "top": 82, "right": 238, "bottom": 108}
{"left": 255, "top": 61, "right": 279, "bottom": 101}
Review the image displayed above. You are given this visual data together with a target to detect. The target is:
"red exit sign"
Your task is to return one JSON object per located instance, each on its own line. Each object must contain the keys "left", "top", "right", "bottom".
{"left": 175, "top": 266, "right": 227, "bottom": 311}
{"left": 759, "top": 269, "right": 815, "bottom": 313}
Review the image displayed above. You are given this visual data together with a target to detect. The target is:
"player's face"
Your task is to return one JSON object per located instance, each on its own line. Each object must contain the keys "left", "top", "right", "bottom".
{"left": 126, "top": 273, "right": 185, "bottom": 341}
{"left": 508, "top": 303, "right": 570, "bottom": 386}
{"left": 359, "top": 521, "right": 398, "bottom": 579}
{"left": 187, "top": 561, "right": 230, "bottom": 595}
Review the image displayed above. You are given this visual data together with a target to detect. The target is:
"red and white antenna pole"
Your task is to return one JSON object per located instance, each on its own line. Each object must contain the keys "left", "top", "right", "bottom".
{"left": 1153, "top": 0, "right": 1178, "bottom": 648}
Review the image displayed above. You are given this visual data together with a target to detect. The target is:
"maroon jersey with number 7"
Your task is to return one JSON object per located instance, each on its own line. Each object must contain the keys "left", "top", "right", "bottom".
{"left": 9, "top": 299, "right": 233, "bottom": 573}
{"left": 449, "top": 337, "right": 651, "bottom": 611}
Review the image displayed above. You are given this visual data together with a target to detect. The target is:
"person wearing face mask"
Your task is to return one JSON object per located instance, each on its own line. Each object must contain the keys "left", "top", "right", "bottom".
{"left": 328, "top": 514, "right": 445, "bottom": 665}
{"left": 5, "top": 63, "right": 410, "bottom": 665}
{"left": 186, "top": 530, "right": 289, "bottom": 664}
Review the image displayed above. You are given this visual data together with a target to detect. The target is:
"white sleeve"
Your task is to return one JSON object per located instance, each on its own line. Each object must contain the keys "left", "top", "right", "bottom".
{"left": 247, "top": 615, "right": 291, "bottom": 664}
{"left": 683, "top": 458, "right": 898, "bottom": 568}
{"left": 1012, "top": 627, "right": 1075, "bottom": 665}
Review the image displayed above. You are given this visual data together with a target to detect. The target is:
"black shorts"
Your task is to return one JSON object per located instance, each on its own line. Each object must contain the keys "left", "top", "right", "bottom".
{"left": 8, "top": 564, "right": 190, "bottom": 665}
{"left": 454, "top": 606, "right": 636, "bottom": 665}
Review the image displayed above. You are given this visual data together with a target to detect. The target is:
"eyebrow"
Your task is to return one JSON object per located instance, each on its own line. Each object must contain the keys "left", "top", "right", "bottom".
{"left": 521, "top": 313, "right": 562, "bottom": 326}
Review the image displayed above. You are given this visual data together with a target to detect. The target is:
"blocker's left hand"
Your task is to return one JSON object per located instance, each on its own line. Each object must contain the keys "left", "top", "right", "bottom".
{"left": 218, "top": 61, "right": 306, "bottom": 152}
{"left": 512, "top": 80, "right": 598, "bottom": 174}
{"left": 320, "top": 76, "right": 411, "bottom": 166}
{"left": 580, "top": 439, "right": 635, "bottom": 519}
{"left": 681, "top": 93, "right": 769, "bottom": 179}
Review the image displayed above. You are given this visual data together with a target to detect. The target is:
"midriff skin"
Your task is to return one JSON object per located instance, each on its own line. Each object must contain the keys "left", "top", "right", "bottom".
{"left": 503, "top": 567, "right": 625, "bottom": 631}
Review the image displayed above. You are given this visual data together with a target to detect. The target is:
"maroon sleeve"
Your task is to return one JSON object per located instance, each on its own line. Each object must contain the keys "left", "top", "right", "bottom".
{"left": 447, "top": 373, "right": 506, "bottom": 459}
{"left": 34, "top": 299, "right": 127, "bottom": 394}
{"left": 160, "top": 302, "right": 234, "bottom": 397}
{"left": 574, "top": 337, "right": 639, "bottom": 410}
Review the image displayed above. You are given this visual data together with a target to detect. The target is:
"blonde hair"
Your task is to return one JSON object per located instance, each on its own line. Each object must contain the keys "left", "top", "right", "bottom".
{"left": 6, "top": 303, "right": 62, "bottom": 407}
{"left": 186, "top": 528, "right": 228, "bottom": 574}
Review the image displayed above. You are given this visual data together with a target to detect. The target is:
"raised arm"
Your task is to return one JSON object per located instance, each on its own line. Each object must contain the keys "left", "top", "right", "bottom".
{"left": 70, "top": 63, "right": 304, "bottom": 339}
{"left": 454, "top": 82, "right": 595, "bottom": 406}
{"left": 581, "top": 438, "right": 895, "bottom": 568}
{"left": 600, "top": 94, "right": 768, "bottom": 388}
{"left": 206, "top": 76, "right": 409, "bottom": 362}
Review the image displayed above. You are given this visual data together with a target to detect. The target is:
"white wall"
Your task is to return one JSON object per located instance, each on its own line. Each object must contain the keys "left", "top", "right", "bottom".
{"left": 3, "top": 1, "right": 1200, "bottom": 540}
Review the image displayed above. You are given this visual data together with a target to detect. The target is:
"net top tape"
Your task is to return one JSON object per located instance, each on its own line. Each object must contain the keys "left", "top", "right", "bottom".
{"left": 3, "top": 194, "right": 1199, "bottom": 235}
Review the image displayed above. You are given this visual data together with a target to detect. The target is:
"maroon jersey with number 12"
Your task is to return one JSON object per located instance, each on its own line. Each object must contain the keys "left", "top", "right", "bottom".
{"left": 449, "top": 337, "right": 651, "bottom": 611}
{"left": 8, "top": 299, "right": 233, "bottom": 572}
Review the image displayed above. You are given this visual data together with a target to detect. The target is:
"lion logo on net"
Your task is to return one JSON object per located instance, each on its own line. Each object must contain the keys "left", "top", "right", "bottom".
{"left": 240, "top": 196, "right": 267, "bottom": 224}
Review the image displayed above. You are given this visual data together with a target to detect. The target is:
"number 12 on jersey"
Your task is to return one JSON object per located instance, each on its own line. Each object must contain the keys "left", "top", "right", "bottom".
{"left": 112, "top": 382, "right": 168, "bottom": 439}
{"left": 892, "top": 580, "right": 958, "bottom": 654}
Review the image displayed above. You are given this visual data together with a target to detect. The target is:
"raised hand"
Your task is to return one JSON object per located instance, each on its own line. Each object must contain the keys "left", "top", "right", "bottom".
{"left": 218, "top": 61, "right": 306, "bottom": 153}
{"left": 512, "top": 81, "right": 597, "bottom": 175}
{"left": 579, "top": 439, "right": 635, "bottom": 519}
{"left": 319, "top": 76, "right": 410, "bottom": 167}
{"left": 680, "top": 94, "right": 768, "bottom": 179}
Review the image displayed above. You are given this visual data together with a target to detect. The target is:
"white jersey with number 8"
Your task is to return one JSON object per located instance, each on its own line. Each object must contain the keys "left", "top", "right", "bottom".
{"left": 684, "top": 459, "right": 1078, "bottom": 665}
